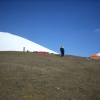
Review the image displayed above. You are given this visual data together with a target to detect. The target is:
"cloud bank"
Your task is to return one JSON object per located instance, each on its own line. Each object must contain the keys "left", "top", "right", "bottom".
{"left": 94, "top": 28, "right": 100, "bottom": 33}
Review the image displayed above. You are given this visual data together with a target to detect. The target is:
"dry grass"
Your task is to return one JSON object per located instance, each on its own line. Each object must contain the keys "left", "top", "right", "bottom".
{"left": 0, "top": 51, "right": 100, "bottom": 100}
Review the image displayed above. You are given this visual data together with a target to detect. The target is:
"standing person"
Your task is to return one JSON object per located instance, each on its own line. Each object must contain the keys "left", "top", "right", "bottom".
{"left": 60, "top": 46, "right": 65, "bottom": 57}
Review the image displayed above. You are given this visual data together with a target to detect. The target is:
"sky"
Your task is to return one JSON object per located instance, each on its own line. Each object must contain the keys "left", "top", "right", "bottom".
{"left": 0, "top": 0, "right": 100, "bottom": 57}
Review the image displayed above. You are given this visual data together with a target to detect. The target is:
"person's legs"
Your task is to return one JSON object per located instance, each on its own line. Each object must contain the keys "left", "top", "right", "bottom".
{"left": 61, "top": 53, "right": 63, "bottom": 57}
{"left": 62, "top": 51, "right": 64, "bottom": 57}
{"left": 61, "top": 51, "right": 63, "bottom": 57}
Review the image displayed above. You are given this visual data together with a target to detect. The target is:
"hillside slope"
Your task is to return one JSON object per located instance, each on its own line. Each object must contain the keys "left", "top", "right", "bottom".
{"left": 0, "top": 51, "right": 100, "bottom": 100}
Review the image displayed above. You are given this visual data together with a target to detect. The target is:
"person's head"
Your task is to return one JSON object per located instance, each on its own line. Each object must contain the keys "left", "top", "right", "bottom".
{"left": 61, "top": 46, "right": 64, "bottom": 48}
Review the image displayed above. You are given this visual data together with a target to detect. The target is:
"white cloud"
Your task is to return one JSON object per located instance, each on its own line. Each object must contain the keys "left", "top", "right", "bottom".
{"left": 94, "top": 28, "right": 100, "bottom": 32}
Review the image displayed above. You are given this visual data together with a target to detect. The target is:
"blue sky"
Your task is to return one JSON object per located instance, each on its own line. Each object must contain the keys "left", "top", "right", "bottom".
{"left": 0, "top": 0, "right": 100, "bottom": 57}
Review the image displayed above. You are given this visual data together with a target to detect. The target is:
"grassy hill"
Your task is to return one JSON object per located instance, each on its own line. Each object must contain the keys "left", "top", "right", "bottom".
{"left": 0, "top": 51, "right": 100, "bottom": 100}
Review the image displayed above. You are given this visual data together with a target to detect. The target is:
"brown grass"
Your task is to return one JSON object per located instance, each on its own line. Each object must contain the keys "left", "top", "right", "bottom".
{"left": 0, "top": 51, "right": 100, "bottom": 100}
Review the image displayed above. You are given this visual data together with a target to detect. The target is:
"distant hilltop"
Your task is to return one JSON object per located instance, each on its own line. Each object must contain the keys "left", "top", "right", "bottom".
{"left": 0, "top": 32, "right": 58, "bottom": 54}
